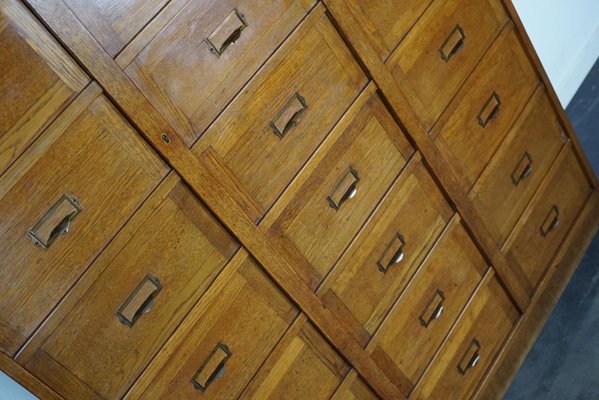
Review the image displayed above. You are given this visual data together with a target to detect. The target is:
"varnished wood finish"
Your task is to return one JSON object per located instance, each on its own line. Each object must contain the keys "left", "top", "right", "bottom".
{"left": 0, "top": 83, "right": 167, "bottom": 356}
{"left": 412, "top": 271, "right": 518, "bottom": 400}
{"left": 432, "top": 24, "right": 539, "bottom": 188}
{"left": 475, "top": 191, "right": 599, "bottom": 399}
{"left": 262, "top": 84, "right": 413, "bottom": 286}
{"left": 193, "top": 8, "right": 367, "bottom": 214}
{"left": 62, "top": 0, "right": 168, "bottom": 58}
{"left": 124, "top": 251, "right": 298, "bottom": 400}
{"left": 323, "top": 0, "right": 533, "bottom": 311}
{"left": 386, "top": 0, "right": 508, "bottom": 129}
{"left": 0, "top": 0, "right": 88, "bottom": 175}
{"left": 124, "top": 0, "right": 316, "bottom": 146}
{"left": 319, "top": 154, "right": 453, "bottom": 343}
{"left": 368, "top": 218, "right": 488, "bottom": 396}
{"left": 470, "top": 87, "right": 567, "bottom": 246}
{"left": 21, "top": 2, "right": 404, "bottom": 396}
{"left": 504, "top": 143, "right": 593, "bottom": 295}
{"left": 0, "top": 352, "right": 62, "bottom": 400}
{"left": 331, "top": 370, "right": 379, "bottom": 400}
{"left": 241, "top": 316, "right": 349, "bottom": 400}
{"left": 25, "top": 174, "right": 239, "bottom": 400}
{"left": 1, "top": 0, "right": 598, "bottom": 398}
{"left": 339, "top": 0, "right": 433, "bottom": 61}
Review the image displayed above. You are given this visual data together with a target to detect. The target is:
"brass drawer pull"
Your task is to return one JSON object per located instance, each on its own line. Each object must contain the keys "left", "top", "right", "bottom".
{"left": 327, "top": 167, "right": 359, "bottom": 211}
{"left": 191, "top": 343, "right": 231, "bottom": 393}
{"left": 440, "top": 25, "right": 465, "bottom": 63}
{"left": 511, "top": 152, "right": 533, "bottom": 186}
{"left": 540, "top": 205, "right": 560, "bottom": 237}
{"left": 270, "top": 92, "right": 308, "bottom": 139}
{"left": 477, "top": 92, "right": 501, "bottom": 128}
{"left": 206, "top": 9, "right": 248, "bottom": 57}
{"left": 28, "top": 193, "right": 82, "bottom": 250}
{"left": 377, "top": 233, "right": 406, "bottom": 273}
{"left": 457, "top": 339, "right": 481, "bottom": 375}
{"left": 419, "top": 289, "right": 445, "bottom": 328}
{"left": 116, "top": 274, "right": 162, "bottom": 327}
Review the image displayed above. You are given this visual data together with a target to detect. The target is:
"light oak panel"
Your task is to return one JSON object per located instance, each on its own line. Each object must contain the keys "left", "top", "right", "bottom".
{"left": 25, "top": 175, "right": 238, "bottom": 400}
{"left": 0, "top": 84, "right": 167, "bottom": 356}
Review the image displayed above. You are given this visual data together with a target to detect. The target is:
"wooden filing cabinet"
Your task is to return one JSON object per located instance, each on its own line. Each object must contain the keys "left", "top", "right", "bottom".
{"left": 1, "top": 0, "right": 598, "bottom": 399}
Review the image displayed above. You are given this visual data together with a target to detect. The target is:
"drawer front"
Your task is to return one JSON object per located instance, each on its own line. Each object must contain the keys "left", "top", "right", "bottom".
{"left": 471, "top": 88, "right": 567, "bottom": 246}
{"left": 341, "top": 0, "right": 433, "bottom": 60}
{"left": 412, "top": 273, "right": 518, "bottom": 400}
{"left": 0, "top": 0, "right": 89, "bottom": 175}
{"left": 0, "top": 87, "right": 167, "bottom": 356}
{"left": 504, "top": 145, "right": 592, "bottom": 292}
{"left": 331, "top": 372, "right": 378, "bottom": 400}
{"left": 320, "top": 155, "right": 452, "bottom": 343}
{"left": 263, "top": 86, "right": 413, "bottom": 287}
{"left": 369, "top": 218, "right": 487, "bottom": 396}
{"left": 25, "top": 176, "right": 239, "bottom": 399}
{"left": 192, "top": 5, "right": 367, "bottom": 215}
{"left": 127, "top": 0, "right": 316, "bottom": 146}
{"left": 241, "top": 318, "right": 349, "bottom": 400}
{"left": 63, "top": 0, "right": 169, "bottom": 57}
{"left": 433, "top": 26, "right": 539, "bottom": 186}
{"left": 126, "top": 253, "right": 298, "bottom": 400}
{"left": 387, "top": 0, "right": 507, "bottom": 129}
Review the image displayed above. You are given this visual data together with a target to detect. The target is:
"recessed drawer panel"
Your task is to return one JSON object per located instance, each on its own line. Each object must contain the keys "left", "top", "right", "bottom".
{"left": 25, "top": 176, "right": 239, "bottom": 400}
{"left": 319, "top": 155, "right": 452, "bottom": 343}
{"left": 241, "top": 317, "right": 349, "bottom": 400}
{"left": 504, "top": 144, "right": 592, "bottom": 293}
{"left": 125, "top": 252, "right": 298, "bottom": 400}
{"left": 341, "top": 0, "right": 434, "bottom": 60}
{"left": 126, "top": 0, "right": 317, "bottom": 147}
{"left": 63, "top": 0, "right": 169, "bottom": 57}
{"left": 0, "top": 0, "right": 89, "bottom": 175}
{"left": 369, "top": 218, "right": 487, "bottom": 396}
{"left": 191, "top": 5, "right": 367, "bottom": 217}
{"left": 331, "top": 371, "right": 378, "bottom": 400}
{"left": 0, "top": 85, "right": 168, "bottom": 356}
{"left": 433, "top": 26, "right": 539, "bottom": 187}
{"left": 471, "top": 88, "right": 567, "bottom": 246}
{"left": 387, "top": 0, "right": 508, "bottom": 129}
{"left": 412, "top": 272, "right": 518, "bottom": 400}
{"left": 262, "top": 85, "right": 413, "bottom": 287}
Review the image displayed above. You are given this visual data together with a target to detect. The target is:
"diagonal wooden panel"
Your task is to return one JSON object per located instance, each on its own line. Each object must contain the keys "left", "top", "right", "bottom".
{"left": 21, "top": 0, "right": 402, "bottom": 398}
{"left": 323, "top": 0, "right": 533, "bottom": 312}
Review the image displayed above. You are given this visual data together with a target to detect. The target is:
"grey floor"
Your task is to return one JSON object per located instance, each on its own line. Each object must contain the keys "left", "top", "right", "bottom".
{"left": 505, "top": 60, "right": 599, "bottom": 399}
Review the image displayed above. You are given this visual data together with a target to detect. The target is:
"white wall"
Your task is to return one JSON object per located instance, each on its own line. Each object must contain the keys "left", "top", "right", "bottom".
{"left": 0, "top": 373, "right": 37, "bottom": 400}
{"left": 513, "top": 0, "right": 599, "bottom": 107}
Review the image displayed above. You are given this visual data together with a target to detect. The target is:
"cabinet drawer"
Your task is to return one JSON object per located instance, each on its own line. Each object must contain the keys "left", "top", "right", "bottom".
{"left": 471, "top": 88, "right": 567, "bottom": 246}
{"left": 412, "top": 272, "right": 518, "bottom": 400}
{"left": 63, "top": 0, "right": 169, "bottom": 57}
{"left": 25, "top": 176, "right": 239, "bottom": 400}
{"left": 241, "top": 317, "right": 349, "bottom": 400}
{"left": 0, "top": 85, "right": 167, "bottom": 356}
{"left": 320, "top": 154, "right": 452, "bottom": 343}
{"left": 191, "top": 5, "right": 366, "bottom": 217}
{"left": 369, "top": 218, "right": 487, "bottom": 396}
{"left": 126, "top": 0, "right": 316, "bottom": 147}
{"left": 340, "top": 0, "right": 433, "bottom": 60}
{"left": 387, "top": 0, "right": 507, "bottom": 129}
{"left": 433, "top": 26, "right": 539, "bottom": 187}
{"left": 504, "top": 144, "right": 592, "bottom": 293}
{"left": 262, "top": 85, "right": 413, "bottom": 287}
{"left": 125, "top": 252, "right": 298, "bottom": 400}
{"left": 0, "top": 0, "right": 89, "bottom": 175}
{"left": 331, "top": 371, "right": 378, "bottom": 400}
